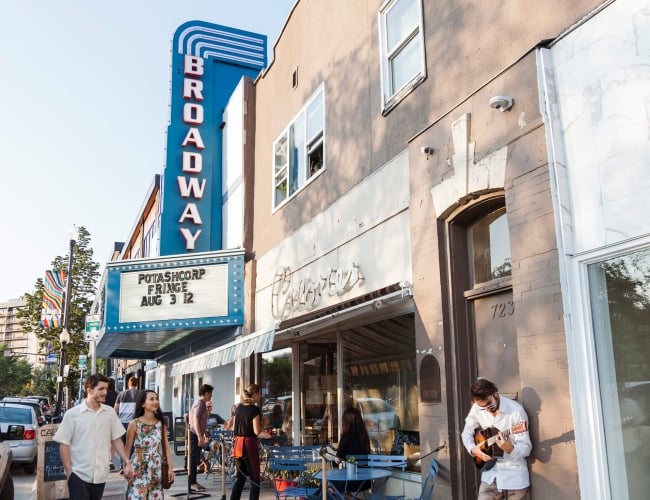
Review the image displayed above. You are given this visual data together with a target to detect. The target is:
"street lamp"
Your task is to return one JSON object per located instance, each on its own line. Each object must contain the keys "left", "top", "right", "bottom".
{"left": 54, "top": 226, "right": 78, "bottom": 420}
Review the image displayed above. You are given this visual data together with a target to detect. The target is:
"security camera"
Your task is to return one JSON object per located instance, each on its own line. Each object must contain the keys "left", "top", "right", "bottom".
{"left": 489, "top": 96, "right": 513, "bottom": 112}
{"left": 420, "top": 146, "right": 434, "bottom": 155}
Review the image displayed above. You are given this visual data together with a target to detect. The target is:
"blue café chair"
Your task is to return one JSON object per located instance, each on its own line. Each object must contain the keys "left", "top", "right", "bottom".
{"left": 418, "top": 460, "right": 439, "bottom": 500}
{"left": 268, "top": 456, "right": 320, "bottom": 500}
{"left": 365, "top": 454, "right": 407, "bottom": 500}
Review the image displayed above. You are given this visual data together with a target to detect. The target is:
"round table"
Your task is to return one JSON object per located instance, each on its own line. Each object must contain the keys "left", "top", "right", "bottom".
{"left": 314, "top": 467, "right": 392, "bottom": 499}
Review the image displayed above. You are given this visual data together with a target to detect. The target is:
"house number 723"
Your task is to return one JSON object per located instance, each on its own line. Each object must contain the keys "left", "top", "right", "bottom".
{"left": 491, "top": 301, "right": 514, "bottom": 318}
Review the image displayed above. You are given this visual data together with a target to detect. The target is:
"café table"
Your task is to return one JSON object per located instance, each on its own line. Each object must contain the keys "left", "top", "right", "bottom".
{"left": 314, "top": 467, "right": 391, "bottom": 500}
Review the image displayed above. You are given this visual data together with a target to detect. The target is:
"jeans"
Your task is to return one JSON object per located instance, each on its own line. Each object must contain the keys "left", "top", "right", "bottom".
{"left": 67, "top": 472, "right": 105, "bottom": 500}
{"left": 189, "top": 431, "right": 202, "bottom": 485}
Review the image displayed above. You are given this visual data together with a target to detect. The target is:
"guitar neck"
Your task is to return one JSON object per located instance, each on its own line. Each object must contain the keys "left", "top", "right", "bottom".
{"left": 485, "top": 427, "right": 512, "bottom": 448}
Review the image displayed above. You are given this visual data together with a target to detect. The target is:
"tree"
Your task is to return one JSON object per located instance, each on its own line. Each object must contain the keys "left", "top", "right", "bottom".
{"left": 29, "top": 366, "right": 58, "bottom": 398}
{"left": 0, "top": 343, "right": 33, "bottom": 396}
{"left": 17, "top": 226, "right": 100, "bottom": 403}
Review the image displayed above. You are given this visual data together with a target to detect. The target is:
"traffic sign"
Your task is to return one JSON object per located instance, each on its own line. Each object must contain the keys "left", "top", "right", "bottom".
{"left": 78, "top": 355, "right": 87, "bottom": 370}
{"left": 85, "top": 314, "right": 101, "bottom": 341}
{"left": 85, "top": 315, "right": 100, "bottom": 333}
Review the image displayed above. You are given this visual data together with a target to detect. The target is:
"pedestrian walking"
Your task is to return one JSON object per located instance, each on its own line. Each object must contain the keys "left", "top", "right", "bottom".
{"left": 125, "top": 389, "right": 174, "bottom": 499}
{"left": 188, "top": 383, "right": 213, "bottom": 492}
{"left": 54, "top": 374, "right": 133, "bottom": 500}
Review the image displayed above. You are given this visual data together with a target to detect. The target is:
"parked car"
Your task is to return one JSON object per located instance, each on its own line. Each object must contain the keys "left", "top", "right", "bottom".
{"left": 0, "top": 439, "right": 14, "bottom": 500}
{"left": 0, "top": 402, "right": 39, "bottom": 474}
{"left": 1, "top": 398, "right": 47, "bottom": 426}
{"left": 355, "top": 397, "right": 400, "bottom": 441}
{"left": 25, "top": 396, "right": 53, "bottom": 419}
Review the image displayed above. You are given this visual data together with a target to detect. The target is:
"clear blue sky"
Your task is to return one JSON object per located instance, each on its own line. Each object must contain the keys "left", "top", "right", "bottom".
{"left": 0, "top": 0, "right": 295, "bottom": 302}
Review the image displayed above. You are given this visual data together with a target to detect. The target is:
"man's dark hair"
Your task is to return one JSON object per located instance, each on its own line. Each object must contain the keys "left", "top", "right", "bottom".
{"left": 85, "top": 373, "right": 110, "bottom": 390}
{"left": 199, "top": 384, "right": 214, "bottom": 396}
{"left": 470, "top": 378, "right": 498, "bottom": 400}
{"left": 127, "top": 376, "right": 138, "bottom": 388}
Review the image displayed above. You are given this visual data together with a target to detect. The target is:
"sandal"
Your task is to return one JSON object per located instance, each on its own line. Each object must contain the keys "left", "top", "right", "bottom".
{"left": 191, "top": 484, "right": 207, "bottom": 492}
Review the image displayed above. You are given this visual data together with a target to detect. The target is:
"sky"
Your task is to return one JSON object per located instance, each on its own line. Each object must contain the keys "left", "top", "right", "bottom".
{"left": 0, "top": 0, "right": 296, "bottom": 302}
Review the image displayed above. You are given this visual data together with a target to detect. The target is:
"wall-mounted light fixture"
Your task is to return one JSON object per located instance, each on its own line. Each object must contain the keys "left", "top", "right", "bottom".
{"left": 489, "top": 95, "right": 514, "bottom": 112}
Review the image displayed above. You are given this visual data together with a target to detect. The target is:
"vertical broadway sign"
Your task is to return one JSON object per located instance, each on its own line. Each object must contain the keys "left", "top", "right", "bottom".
{"left": 160, "top": 21, "right": 267, "bottom": 256}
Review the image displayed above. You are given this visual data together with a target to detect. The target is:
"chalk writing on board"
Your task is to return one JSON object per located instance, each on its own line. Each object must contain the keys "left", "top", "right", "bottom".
{"left": 44, "top": 441, "right": 66, "bottom": 482}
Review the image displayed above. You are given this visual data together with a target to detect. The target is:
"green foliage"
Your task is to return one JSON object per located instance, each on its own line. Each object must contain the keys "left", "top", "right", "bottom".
{"left": 29, "top": 366, "right": 58, "bottom": 399}
{"left": 0, "top": 343, "right": 33, "bottom": 396}
{"left": 600, "top": 253, "right": 650, "bottom": 382}
{"left": 262, "top": 355, "right": 292, "bottom": 396}
{"left": 16, "top": 226, "right": 100, "bottom": 399}
{"left": 299, "top": 467, "right": 320, "bottom": 487}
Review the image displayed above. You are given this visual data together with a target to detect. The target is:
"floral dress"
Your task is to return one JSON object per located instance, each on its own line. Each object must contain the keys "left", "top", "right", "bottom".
{"left": 126, "top": 419, "right": 165, "bottom": 499}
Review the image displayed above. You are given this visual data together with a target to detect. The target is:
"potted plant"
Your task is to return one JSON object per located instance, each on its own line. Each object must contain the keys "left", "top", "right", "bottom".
{"left": 298, "top": 467, "right": 320, "bottom": 488}
{"left": 272, "top": 467, "right": 299, "bottom": 492}
{"left": 269, "top": 458, "right": 321, "bottom": 493}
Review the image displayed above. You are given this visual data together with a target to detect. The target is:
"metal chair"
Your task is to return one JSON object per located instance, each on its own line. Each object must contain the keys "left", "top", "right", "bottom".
{"left": 418, "top": 460, "right": 439, "bottom": 500}
{"left": 365, "top": 454, "right": 407, "bottom": 500}
{"left": 268, "top": 456, "right": 320, "bottom": 500}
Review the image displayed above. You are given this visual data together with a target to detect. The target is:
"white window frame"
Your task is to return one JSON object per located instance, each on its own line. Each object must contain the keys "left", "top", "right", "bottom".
{"left": 272, "top": 84, "right": 326, "bottom": 210}
{"left": 378, "top": 0, "right": 426, "bottom": 114}
{"left": 567, "top": 236, "right": 650, "bottom": 500}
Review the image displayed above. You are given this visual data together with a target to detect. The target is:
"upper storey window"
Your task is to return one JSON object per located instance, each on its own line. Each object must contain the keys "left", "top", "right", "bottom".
{"left": 378, "top": 0, "right": 426, "bottom": 113}
{"left": 273, "top": 85, "right": 325, "bottom": 209}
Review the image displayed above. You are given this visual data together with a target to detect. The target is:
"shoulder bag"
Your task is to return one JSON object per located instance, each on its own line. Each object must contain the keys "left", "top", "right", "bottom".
{"left": 161, "top": 432, "right": 174, "bottom": 489}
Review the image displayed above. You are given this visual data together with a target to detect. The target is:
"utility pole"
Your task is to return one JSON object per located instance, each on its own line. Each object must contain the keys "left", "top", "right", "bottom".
{"left": 54, "top": 227, "right": 77, "bottom": 420}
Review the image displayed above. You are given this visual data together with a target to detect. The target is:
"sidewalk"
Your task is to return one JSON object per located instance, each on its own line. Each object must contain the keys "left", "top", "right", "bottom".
{"left": 102, "top": 450, "right": 278, "bottom": 499}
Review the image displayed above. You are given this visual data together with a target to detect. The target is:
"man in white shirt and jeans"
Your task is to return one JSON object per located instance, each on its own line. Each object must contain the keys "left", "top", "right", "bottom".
{"left": 461, "top": 378, "right": 532, "bottom": 499}
{"left": 54, "top": 374, "right": 133, "bottom": 500}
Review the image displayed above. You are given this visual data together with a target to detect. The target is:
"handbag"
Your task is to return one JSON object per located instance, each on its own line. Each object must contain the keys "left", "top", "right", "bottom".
{"left": 161, "top": 442, "right": 174, "bottom": 489}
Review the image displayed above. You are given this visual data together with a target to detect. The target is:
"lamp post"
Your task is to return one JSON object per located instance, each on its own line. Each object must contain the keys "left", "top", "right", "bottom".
{"left": 54, "top": 227, "right": 77, "bottom": 420}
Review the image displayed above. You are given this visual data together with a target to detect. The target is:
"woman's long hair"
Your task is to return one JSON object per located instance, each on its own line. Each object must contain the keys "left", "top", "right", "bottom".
{"left": 133, "top": 389, "right": 167, "bottom": 433}
{"left": 340, "top": 407, "right": 370, "bottom": 453}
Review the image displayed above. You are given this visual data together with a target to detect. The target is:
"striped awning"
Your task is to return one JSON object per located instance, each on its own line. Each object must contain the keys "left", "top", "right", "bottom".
{"left": 170, "top": 327, "right": 276, "bottom": 377}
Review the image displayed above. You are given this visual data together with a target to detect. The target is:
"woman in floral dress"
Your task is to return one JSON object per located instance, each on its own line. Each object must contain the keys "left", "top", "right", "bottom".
{"left": 125, "top": 390, "right": 174, "bottom": 499}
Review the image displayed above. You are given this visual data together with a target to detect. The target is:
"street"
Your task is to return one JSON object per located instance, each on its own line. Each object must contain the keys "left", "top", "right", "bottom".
{"left": 9, "top": 464, "right": 35, "bottom": 499}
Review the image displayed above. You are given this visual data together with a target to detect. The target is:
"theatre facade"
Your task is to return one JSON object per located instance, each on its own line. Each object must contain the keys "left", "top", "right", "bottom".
{"left": 91, "top": 1, "right": 650, "bottom": 498}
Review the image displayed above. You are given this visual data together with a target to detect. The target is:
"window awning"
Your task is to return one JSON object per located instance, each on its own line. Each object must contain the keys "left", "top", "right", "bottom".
{"left": 170, "top": 327, "right": 276, "bottom": 377}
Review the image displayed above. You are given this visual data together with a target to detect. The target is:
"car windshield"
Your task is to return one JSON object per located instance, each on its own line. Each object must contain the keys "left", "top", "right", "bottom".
{"left": 0, "top": 407, "right": 31, "bottom": 424}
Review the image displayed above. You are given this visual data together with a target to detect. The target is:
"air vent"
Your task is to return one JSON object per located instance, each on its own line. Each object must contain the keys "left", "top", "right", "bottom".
{"left": 292, "top": 67, "right": 298, "bottom": 89}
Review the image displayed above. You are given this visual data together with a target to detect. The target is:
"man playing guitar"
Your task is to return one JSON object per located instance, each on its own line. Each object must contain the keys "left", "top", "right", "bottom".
{"left": 461, "top": 378, "right": 532, "bottom": 499}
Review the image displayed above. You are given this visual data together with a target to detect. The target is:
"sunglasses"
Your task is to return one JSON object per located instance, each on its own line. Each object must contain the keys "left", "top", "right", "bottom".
{"left": 476, "top": 394, "right": 498, "bottom": 411}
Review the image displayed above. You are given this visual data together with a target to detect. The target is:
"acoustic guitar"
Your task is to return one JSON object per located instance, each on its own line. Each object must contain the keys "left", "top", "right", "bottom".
{"left": 473, "top": 422, "right": 528, "bottom": 469}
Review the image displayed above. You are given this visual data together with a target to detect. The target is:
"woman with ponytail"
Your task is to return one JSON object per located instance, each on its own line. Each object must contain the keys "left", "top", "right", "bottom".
{"left": 230, "top": 383, "right": 271, "bottom": 500}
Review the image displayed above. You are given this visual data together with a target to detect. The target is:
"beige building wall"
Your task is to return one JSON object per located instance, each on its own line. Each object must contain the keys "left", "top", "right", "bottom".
{"left": 251, "top": 1, "right": 608, "bottom": 497}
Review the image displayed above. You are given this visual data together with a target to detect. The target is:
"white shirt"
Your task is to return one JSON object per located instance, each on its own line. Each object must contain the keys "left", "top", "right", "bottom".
{"left": 461, "top": 396, "right": 532, "bottom": 490}
{"left": 54, "top": 400, "right": 125, "bottom": 484}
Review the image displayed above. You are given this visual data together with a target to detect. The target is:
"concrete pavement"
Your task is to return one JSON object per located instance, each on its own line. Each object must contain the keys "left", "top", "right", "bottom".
{"left": 22, "top": 447, "right": 280, "bottom": 499}
{"left": 102, "top": 450, "right": 279, "bottom": 499}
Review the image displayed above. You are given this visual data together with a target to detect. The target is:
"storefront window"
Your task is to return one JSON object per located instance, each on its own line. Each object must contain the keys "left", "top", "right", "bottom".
{"left": 341, "top": 314, "right": 418, "bottom": 463}
{"left": 588, "top": 247, "right": 650, "bottom": 499}
{"left": 261, "top": 348, "right": 292, "bottom": 443}
{"left": 299, "top": 342, "right": 338, "bottom": 446}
